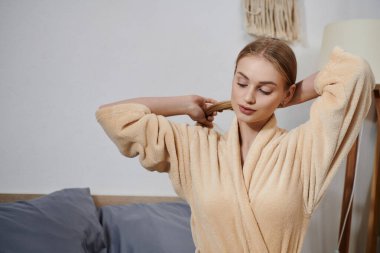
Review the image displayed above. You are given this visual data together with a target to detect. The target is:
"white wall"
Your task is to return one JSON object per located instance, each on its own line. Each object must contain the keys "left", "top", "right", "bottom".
{"left": 0, "top": 0, "right": 379, "bottom": 252}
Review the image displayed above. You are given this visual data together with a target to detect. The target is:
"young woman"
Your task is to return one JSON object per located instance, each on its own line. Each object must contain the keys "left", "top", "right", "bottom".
{"left": 96, "top": 38, "right": 375, "bottom": 253}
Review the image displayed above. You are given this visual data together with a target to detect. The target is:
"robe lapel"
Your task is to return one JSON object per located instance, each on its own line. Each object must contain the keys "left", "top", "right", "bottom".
{"left": 242, "top": 115, "right": 279, "bottom": 191}
{"left": 225, "top": 114, "right": 278, "bottom": 253}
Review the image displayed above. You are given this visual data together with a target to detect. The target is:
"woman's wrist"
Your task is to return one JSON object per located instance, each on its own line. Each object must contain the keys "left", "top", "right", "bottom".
{"left": 287, "top": 72, "right": 319, "bottom": 106}
{"left": 185, "top": 95, "right": 200, "bottom": 116}
{"left": 149, "top": 96, "right": 191, "bottom": 116}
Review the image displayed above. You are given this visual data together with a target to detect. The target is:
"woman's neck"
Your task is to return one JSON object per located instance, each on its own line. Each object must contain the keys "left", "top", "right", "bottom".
{"left": 238, "top": 118, "right": 270, "bottom": 165}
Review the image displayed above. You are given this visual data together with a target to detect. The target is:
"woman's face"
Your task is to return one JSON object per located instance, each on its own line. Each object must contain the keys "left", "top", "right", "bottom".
{"left": 231, "top": 55, "right": 291, "bottom": 129}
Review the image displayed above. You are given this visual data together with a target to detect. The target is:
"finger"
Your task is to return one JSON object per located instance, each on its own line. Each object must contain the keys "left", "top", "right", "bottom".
{"left": 204, "top": 98, "right": 218, "bottom": 104}
{"left": 203, "top": 121, "right": 213, "bottom": 128}
{"left": 207, "top": 116, "right": 214, "bottom": 122}
{"left": 198, "top": 118, "right": 213, "bottom": 128}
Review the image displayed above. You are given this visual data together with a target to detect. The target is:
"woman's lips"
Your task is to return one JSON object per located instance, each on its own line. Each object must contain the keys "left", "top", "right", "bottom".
{"left": 239, "top": 105, "right": 256, "bottom": 115}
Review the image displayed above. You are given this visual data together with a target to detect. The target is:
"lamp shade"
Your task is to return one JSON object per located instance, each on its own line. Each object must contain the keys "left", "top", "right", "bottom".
{"left": 319, "top": 19, "right": 380, "bottom": 84}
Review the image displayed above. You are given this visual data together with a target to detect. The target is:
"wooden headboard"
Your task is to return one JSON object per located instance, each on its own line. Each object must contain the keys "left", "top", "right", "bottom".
{"left": 0, "top": 193, "right": 183, "bottom": 207}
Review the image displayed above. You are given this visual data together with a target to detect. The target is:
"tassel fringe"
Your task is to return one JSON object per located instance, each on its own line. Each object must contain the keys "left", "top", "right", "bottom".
{"left": 244, "top": 0, "right": 299, "bottom": 41}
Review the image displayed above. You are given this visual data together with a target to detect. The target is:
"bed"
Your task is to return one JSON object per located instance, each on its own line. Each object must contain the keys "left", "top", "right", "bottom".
{"left": 0, "top": 188, "right": 195, "bottom": 253}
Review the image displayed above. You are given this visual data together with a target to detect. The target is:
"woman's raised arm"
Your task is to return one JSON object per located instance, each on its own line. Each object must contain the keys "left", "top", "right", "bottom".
{"left": 99, "top": 95, "right": 218, "bottom": 127}
{"left": 295, "top": 48, "right": 375, "bottom": 213}
{"left": 286, "top": 72, "right": 320, "bottom": 107}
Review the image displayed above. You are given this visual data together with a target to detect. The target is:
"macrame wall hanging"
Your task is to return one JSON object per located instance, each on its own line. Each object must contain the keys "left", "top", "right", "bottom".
{"left": 244, "top": 0, "right": 299, "bottom": 41}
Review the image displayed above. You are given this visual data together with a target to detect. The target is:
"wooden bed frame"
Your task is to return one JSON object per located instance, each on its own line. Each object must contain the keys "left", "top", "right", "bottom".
{"left": 0, "top": 193, "right": 182, "bottom": 207}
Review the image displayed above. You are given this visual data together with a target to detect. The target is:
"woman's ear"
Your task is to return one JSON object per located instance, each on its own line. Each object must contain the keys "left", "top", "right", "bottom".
{"left": 282, "top": 84, "right": 296, "bottom": 106}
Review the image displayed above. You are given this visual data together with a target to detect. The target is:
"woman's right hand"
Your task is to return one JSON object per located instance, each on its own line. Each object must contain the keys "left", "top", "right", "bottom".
{"left": 187, "top": 95, "right": 218, "bottom": 128}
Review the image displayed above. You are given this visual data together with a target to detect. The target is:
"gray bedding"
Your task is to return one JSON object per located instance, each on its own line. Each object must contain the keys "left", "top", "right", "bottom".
{"left": 0, "top": 188, "right": 194, "bottom": 253}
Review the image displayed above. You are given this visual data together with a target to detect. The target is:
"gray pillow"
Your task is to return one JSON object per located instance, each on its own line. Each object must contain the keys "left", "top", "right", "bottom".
{"left": 0, "top": 188, "right": 106, "bottom": 253}
{"left": 99, "top": 201, "right": 195, "bottom": 253}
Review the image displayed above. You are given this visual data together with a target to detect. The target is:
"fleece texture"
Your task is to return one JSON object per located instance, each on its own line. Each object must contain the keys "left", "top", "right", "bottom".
{"left": 96, "top": 48, "right": 375, "bottom": 253}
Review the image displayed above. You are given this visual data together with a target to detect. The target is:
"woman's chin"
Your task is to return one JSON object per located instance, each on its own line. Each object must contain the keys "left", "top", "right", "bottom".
{"left": 236, "top": 112, "right": 272, "bottom": 128}
{"left": 236, "top": 113, "right": 256, "bottom": 124}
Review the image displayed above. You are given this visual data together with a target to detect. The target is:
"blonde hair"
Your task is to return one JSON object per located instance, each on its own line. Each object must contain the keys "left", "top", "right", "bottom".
{"left": 207, "top": 37, "right": 297, "bottom": 116}
{"left": 235, "top": 37, "right": 297, "bottom": 87}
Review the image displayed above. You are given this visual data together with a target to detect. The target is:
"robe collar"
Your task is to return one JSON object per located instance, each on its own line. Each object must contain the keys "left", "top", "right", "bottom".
{"left": 225, "top": 113, "right": 279, "bottom": 175}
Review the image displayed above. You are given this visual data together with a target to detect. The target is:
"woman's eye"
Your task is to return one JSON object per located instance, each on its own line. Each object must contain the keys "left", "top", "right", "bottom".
{"left": 259, "top": 89, "right": 272, "bottom": 95}
{"left": 237, "top": 83, "right": 248, "bottom": 87}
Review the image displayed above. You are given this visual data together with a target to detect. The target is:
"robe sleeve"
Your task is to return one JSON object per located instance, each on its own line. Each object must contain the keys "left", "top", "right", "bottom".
{"left": 297, "top": 47, "right": 376, "bottom": 214}
{"left": 95, "top": 103, "right": 193, "bottom": 200}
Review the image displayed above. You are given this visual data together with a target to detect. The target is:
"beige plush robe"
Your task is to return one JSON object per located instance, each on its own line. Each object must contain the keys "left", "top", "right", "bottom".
{"left": 96, "top": 48, "right": 375, "bottom": 253}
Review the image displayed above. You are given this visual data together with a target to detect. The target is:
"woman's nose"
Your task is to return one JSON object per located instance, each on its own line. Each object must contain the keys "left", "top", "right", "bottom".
{"left": 244, "top": 87, "right": 256, "bottom": 104}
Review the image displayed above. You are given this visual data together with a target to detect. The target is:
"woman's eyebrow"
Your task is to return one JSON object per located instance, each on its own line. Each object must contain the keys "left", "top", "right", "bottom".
{"left": 237, "top": 71, "right": 249, "bottom": 80}
{"left": 237, "top": 72, "right": 277, "bottom": 86}
{"left": 259, "top": 81, "right": 277, "bottom": 86}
